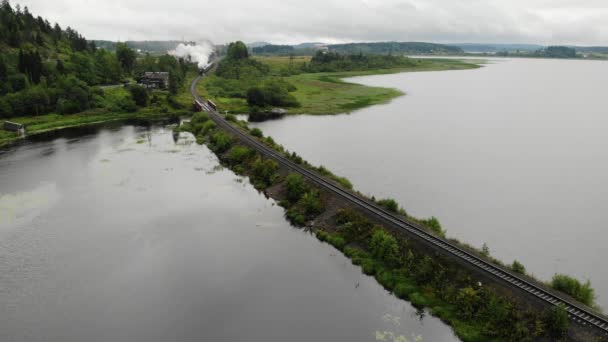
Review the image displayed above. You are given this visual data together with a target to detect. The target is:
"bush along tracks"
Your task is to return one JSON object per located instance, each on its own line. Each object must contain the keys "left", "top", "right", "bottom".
{"left": 181, "top": 111, "right": 605, "bottom": 341}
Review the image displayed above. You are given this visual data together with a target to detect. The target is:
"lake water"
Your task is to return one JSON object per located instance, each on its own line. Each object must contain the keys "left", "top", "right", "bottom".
{"left": 0, "top": 126, "right": 458, "bottom": 342}
{"left": 250, "top": 58, "right": 608, "bottom": 309}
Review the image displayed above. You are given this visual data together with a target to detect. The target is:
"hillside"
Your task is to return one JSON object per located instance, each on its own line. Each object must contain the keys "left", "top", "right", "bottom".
{"left": 0, "top": 1, "right": 196, "bottom": 146}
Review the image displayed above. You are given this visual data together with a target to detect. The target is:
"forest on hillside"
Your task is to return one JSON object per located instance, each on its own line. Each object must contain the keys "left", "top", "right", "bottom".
{"left": 0, "top": 0, "right": 194, "bottom": 119}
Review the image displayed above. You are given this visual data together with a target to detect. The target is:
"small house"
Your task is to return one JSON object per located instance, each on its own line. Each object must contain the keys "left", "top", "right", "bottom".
{"left": 3, "top": 121, "right": 25, "bottom": 134}
{"left": 139, "top": 72, "right": 170, "bottom": 89}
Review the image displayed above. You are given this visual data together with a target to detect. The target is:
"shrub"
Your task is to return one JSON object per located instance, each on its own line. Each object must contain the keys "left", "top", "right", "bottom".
{"left": 201, "top": 120, "right": 216, "bottom": 135}
{"left": 250, "top": 128, "right": 264, "bottom": 138}
{"left": 393, "top": 282, "right": 416, "bottom": 299}
{"left": 246, "top": 79, "right": 301, "bottom": 108}
{"left": 551, "top": 274, "right": 595, "bottom": 306}
{"left": 225, "top": 114, "right": 237, "bottom": 122}
{"left": 227, "top": 146, "right": 254, "bottom": 164}
{"left": 264, "top": 136, "right": 276, "bottom": 147}
{"left": 361, "top": 259, "right": 376, "bottom": 275}
{"left": 327, "top": 234, "right": 346, "bottom": 250}
{"left": 116, "top": 97, "right": 137, "bottom": 113}
{"left": 316, "top": 231, "right": 345, "bottom": 250}
{"left": 317, "top": 165, "right": 331, "bottom": 176}
{"left": 286, "top": 207, "right": 306, "bottom": 226}
{"left": 377, "top": 198, "right": 400, "bottom": 213}
{"left": 299, "top": 190, "right": 324, "bottom": 216}
{"left": 546, "top": 304, "right": 569, "bottom": 338}
{"left": 251, "top": 157, "right": 279, "bottom": 188}
{"left": 285, "top": 173, "right": 309, "bottom": 203}
{"left": 334, "top": 176, "right": 353, "bottom": 190}
{"left": 210, "top": 131, "right": 233, "bottom": 153}
{"left": 421, "top": 216, "right": 445, "bottom": 237}
{"left": 191, "top": 112, "right": 210, "bottom": 124}
{"left": 369, "top": 229, "right": 402, "bottom": 267}
{"left": 335, "top": 209, "right": 375, "bottom": 243}
{"left": 289, "top": 152, "right": 304, "bottom": 164}
{"left": 481, "top": 243, "right": 490, "bottom": 257}
{"left": 456, "top": 287, "right": 482, "bottom": 318}
{"left": 511, "top": 260, "right": 526, "bottom": 275}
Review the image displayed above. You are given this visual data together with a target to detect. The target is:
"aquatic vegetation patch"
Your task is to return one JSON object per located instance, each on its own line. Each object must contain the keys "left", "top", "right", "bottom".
{"left": 0, "top": 183, "right": 60, "bottom": 227}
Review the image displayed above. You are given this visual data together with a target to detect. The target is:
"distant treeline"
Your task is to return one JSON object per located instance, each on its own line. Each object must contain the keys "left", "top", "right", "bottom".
{"left": 305, "top": 51, "right": 417, "bottom": 72}
{"left": 252, "top": 44, "right": 294, "bottom": 55}
{"left": 251, "top": 42, "right": 463, "bottom": 56}
{"left": 328, "top": 42, "right": 463, "bottom": 55}
{"left": 93, "top": 40, "right": 189, "bottom": 54}
{"left": 496, "top": 46, "right": 578, "bottom": 58}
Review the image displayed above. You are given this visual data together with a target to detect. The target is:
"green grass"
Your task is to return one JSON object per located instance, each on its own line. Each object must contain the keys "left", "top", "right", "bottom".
{"left": 199, "top": 56, "right": 481, "bottom": 115}
{"left": 253, "top": 55, "right": 312, "bottom": 74}
{"left": 0, "top": 109, "right": 181, "bottom": 147}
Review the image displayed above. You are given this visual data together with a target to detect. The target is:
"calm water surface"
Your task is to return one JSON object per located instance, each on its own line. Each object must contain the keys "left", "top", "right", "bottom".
{"left": 0, "top": 126, "right": 458, "bottom": 342}
{"left": 251, "top": 58, "right": 608, "bottom": 308}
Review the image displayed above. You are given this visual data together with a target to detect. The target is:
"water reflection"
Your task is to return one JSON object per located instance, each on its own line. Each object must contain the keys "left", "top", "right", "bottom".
{"left": 0, "top": 125, "right": 459, "bottom": 342}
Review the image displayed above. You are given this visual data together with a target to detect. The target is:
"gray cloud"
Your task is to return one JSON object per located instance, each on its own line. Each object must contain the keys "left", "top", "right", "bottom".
{"left": 16, "top": 0, "right": 608, "bottom": 45}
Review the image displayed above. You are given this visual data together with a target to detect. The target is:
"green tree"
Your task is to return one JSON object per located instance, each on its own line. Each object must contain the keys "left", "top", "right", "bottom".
{"left": 8, "top": 73, "right": 28, "bottom": 91}
{"left": 94, "top": 50, "right": 121, "bottom": 84}
{"left": 227, "top": 41, "right": 249, "bottom": 60}
{"left": 247, "top": 86, "right": 266, "bottom": 107}
{"left": 285, "top": 173, "right": 308, "bottom": 202}
{"left": 0, "top": 56, "right": 7, "bottom": 83}
{"left": 56, "top": 59, "right": 66, "bottom": 74}
{"left": 116, "top": 43, "right": 137, "bottom": 74}
{"left": 551, "top": 274, "right": 595, "bottom": 306}
{"left": 369, "top": 229, "right": 401, "bottom": 267}
{"left": 129, "top": 85, "right": 149, "bottom": 107}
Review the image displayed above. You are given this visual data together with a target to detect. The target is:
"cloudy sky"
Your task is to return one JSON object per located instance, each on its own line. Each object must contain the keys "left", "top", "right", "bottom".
{"left": 15, "top": 0, "right": 608, "bottom": 45}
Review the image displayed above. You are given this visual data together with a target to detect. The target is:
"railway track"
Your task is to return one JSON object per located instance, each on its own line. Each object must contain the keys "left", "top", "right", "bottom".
{"left": 190, "top": 75, "right": 608, "bottom": 335}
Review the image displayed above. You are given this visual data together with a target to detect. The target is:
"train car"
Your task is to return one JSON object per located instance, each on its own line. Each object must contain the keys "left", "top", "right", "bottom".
{"left": 207, "top": 100, "right": 217, "bottom": 111}
{"left": 193, "top": 99, "right": 205, "bottom": 111}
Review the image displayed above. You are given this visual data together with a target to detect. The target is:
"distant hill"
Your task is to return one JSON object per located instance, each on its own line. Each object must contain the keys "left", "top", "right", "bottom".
{"left": 247, "top": 41, "right": 271, "bottom": 48}
{"left": 451, "top": 43, "right": 543, "bottom": 53}
{"left": 451, "top": 43, "right": 608, "bottom": 56}
{"left": 293, "top": 42, "right": 326, "bottom": 49}
{"left": 328, "top": 42, "right": 463, "bottom": 55}
{"left": 569, "top": 46, "right": 608, "bottom": 54}
{"left": 93, "top": 40, "right": 188, "bottom": 54}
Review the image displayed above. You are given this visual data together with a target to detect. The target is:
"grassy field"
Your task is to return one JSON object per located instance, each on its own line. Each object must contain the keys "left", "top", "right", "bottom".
{"left": 200, "top": 56, "right": 481, "bottom": 115}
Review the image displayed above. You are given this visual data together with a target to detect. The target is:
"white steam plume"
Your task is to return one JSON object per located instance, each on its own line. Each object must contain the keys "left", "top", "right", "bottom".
{"left": 169, "top": 41, "right": 214, "bottom": 69}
